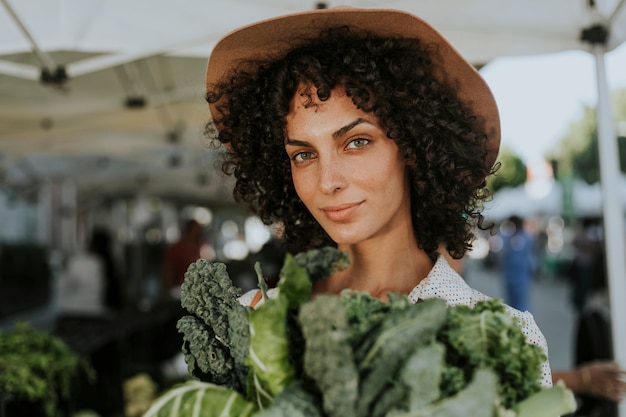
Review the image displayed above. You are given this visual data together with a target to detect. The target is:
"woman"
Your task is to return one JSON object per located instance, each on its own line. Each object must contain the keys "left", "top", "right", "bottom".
{"left": 204, "top": 7, "right": 552, "bottom": 387}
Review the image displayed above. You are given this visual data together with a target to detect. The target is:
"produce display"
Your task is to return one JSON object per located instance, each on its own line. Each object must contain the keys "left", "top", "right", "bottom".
{"left": 144, "top": 247, "right": 576, "bottom": 417}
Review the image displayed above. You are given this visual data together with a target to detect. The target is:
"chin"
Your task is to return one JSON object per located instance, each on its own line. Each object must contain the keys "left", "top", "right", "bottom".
{"left": 319, "top": 220, "right": 371, "bottom": 246}
{"left": 326, "top": 231, "right": 366, "bottom": 247}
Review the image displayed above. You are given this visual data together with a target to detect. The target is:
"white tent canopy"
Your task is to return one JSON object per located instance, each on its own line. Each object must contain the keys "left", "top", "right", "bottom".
{"left": 1, "top": 0, "right": 625, "bottom": 66}
{"left": 0, "top": 0, "right": 623, "bottom": 200}
{"left": 484, "top": 175, "right": 626, "bottom": 221}
{"left": 1, "top": 0, "right": 625, "bottom": 200}
{"left": 2, "top": 2, "right": 626, "bottom": 408}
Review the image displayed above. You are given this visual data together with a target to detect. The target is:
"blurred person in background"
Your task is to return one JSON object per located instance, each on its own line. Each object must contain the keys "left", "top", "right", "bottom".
{"left": 58, "top": 228, "right": 115, "bottom": 315}
{"left": 89, "top": 226, "right": 125, "bottom": 312}
{"left": 499, "top": 214, "right": 536, "bottom": 312}
{"left": 162, "top": 219, "right": 204, "bottom": 296}
{"left": 570, "top": 217, "right": 604, "bottom": 314}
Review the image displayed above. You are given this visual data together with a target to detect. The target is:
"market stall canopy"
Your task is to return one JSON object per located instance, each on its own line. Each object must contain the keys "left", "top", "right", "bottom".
{"left": 483, "top": 175, "right": 626, "bottom": 221}
{"left": 1, "top": 0, "right": 625, "bottom": 203}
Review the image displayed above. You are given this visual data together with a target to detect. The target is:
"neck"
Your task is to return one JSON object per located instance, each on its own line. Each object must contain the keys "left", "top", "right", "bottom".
{"left": 313, "top": 232, "right": 433, "bottom": 300}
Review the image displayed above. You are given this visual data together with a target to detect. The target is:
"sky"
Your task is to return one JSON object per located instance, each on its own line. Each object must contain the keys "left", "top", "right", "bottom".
{"left": 479, "top": 41, "right": 626, "bottom": 165}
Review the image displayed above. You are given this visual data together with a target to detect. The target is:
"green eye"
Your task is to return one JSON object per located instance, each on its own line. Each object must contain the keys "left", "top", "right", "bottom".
{"left": 294, "top": 151, "right": 314, "bottom": 162}
{"left": 348, "top": 138, "right": 369, "bottom": 149}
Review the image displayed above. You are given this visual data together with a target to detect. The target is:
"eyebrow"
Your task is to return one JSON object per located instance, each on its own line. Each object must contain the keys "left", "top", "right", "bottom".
{"left": 285, "top": 117, "right": 372, "bottom": 146}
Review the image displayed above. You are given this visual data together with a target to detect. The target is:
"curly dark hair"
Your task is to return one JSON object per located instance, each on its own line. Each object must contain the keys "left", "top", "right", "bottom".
{"left": 205, "top": 26, "right": 496, "bottom": 260}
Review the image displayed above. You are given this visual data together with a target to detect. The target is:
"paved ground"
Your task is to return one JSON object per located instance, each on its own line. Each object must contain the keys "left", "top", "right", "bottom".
{"left": 462, "top": 257, "right": 578, "bottom": 371}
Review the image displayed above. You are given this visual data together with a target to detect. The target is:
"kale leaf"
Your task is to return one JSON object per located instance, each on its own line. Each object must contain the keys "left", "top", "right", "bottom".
{"left": 143, "top": 380, "right": 256, "bottom": 417}
{"left": 438, "top": 298, "right": 545, "bottom": 408}
{"left": 299, "top": 295, "right": 359, "bottom": 417}
{"left": 292, "top": 246, "right": 349, "bottom": 284}
{"left": 253, "top": 383, "right": 324, "bottom": 417}
{"left": 176, "top": 259, "right": 250, "bottom": 393}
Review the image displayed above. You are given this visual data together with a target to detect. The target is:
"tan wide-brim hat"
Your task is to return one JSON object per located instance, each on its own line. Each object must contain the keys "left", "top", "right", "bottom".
{"left": 206, "top": 7, "right": 500, "bottom": 166}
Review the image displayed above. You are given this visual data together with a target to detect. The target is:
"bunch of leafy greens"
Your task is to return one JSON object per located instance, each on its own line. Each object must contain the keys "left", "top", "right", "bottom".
{"left": 0, "top": 322, "right": 94, "bottom": 417}
{"left": 146, "top": 247, "right": 576, "bottom": 417}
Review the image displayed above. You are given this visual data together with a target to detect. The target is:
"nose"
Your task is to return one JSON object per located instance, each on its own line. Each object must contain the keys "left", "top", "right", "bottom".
{"left": 318, "top": 156, "right": 348, "bottom": 195}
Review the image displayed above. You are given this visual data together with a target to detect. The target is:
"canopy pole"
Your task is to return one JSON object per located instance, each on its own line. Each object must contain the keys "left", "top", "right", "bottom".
{"left": 0, "top": 0, "right": 56, "bottom": 71}
{"left": 0, "top": 0, "right": 66, "bottom": 84}
{"left": 591, "top": 43, "right": 626, "bottom": 417}
{"left": 608, "top": 0, "right": 626, "bottom": 25}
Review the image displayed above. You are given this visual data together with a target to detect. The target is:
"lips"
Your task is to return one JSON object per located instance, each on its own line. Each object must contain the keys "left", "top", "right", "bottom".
{"left": 321, "top": 202, "right": 362, "bottom": 222}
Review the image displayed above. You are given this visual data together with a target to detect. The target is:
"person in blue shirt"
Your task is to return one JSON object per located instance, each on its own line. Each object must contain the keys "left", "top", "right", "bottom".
{"left": 499, "top": 214, "right": 536, "bottom": 312}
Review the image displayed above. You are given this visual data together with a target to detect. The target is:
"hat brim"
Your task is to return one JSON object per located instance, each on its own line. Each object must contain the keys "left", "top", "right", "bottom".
{"left": 206, "top": 8, "right": 500, "bottom": 166}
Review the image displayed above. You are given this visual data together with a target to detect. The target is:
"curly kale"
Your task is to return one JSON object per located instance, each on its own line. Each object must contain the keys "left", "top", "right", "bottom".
{"left": 292, "top": 246, "right": 349, "bottom": 284}
{"left": 154, "top": 247, "right": 573, "bottom": 417}
{"left": 299, "top": 295, "right": 358, "bottom": 417}
{"left": 295, "top": 289, "right": 551, "bottom": 417}
{"left": 437, "top": 298, "right": 545, "bottom": 408}
{"left": 338, "top": 291, "right": 412, "bottom": 362}
{"left": 176, "top": 259, "right": 250, "bottom": 393}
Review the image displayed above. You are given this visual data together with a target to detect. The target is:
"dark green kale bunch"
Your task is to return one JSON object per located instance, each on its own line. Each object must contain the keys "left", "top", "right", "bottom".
{"left": 437, "top": 298, "right": 546, "bottom": 408}
{"left": 176, "top": 260, "right": 250, "bottom": 393}
{"left": 147, "top": 247, "right": 575, "bottom": 417}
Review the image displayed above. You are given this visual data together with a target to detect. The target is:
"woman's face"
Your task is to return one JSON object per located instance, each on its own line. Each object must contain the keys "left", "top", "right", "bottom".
{"left": 284, "top": 85, "right": 412, "bottom": 246}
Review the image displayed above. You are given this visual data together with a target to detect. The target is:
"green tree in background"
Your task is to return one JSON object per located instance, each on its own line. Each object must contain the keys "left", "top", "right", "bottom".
{"left": 487, "top": 145, "right": 527, "bottom": 192}
{"left": 548, "top": 88, "right": 626, "bottom": 183}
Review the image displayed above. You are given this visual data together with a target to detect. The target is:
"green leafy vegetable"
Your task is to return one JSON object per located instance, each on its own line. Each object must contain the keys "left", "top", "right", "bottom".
{"left": 299, "top": 295, "right": 358, "bottom": 417}
{"left": 245, "top": 247, "right": 351, "bottom": 407}
{"left": 439, "top": 298, "right": 545, "bottom": 408}
{"left": 253, "top": 383, "right": 324, "bottom": 417}
{"left": 150, "top": 246, "right": 576, "bottom": 417}
{"left": 0, "top": 322, "right": 94, "bottom": 417}
{"left": 357, "top": 298, "right": 448, "bottom": 417}
{"left": 392, "top": 368, "right": 499, "bottom": 417}
{"left": 400, "top": 341, "right": 446, "bottom": 409}
{"left": 514, "top": 380, "right": 577, "bottom": 417}
{"left": 143, "top": 380, "right": 255, "bottom": 417}
{"left": 373, "top": 341, "right": 445, "bottom": 416}
{"left": 177, "top": 259, "right": 250, "bottom": 393}
{"left": 247, "top": 284, "right": 294, "bottom": 407}
{"left": 292, "top": 246, "right": 349, "bottom": 284}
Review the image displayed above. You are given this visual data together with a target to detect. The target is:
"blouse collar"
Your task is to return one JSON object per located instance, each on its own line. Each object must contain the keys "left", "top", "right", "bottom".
{"left": 408, "top": 255, "right": 480, "bottom": 306}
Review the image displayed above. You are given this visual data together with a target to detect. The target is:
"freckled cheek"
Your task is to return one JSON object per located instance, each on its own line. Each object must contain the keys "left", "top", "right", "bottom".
{"left": 380, "top": 164, "right": 408, "bottom": 200}
{"left": 291, "top": 173, "right": 315, "bottom": 207}
{"left": 354, "top": 164, "right": 403, "bottom": 188}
